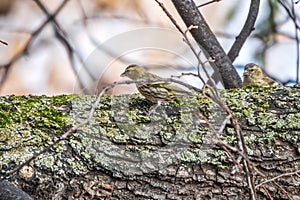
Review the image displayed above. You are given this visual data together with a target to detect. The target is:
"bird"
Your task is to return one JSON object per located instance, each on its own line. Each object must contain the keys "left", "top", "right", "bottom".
{"left": 243, "top": 63, "right": 279, "bottom": 87}
{"left": 120, "top": 64, "right": 192, "bottom": 103}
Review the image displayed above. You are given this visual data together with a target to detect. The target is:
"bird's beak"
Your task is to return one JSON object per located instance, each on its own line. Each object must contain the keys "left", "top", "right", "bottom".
{"left": 243, "top": 71, "right": 249, "bottom": 77}
{"left": 120, "top": 71, "right": 126, "bottom": 77}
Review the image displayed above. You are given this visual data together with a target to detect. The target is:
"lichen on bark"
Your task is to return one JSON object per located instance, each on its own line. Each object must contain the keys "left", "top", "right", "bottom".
{"left": 0, "top": 85, "right": 300, "bottom": 199}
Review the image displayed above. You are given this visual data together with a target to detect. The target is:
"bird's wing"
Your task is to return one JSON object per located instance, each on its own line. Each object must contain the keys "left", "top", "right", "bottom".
{"left": 261, "top": 76, "right": 279, "bottom": 86}
{"left": 141, "top": 72, "right": 192, "bottom": 95}
{"left": 160, "top": 82, "right": 192, "bottom": 95}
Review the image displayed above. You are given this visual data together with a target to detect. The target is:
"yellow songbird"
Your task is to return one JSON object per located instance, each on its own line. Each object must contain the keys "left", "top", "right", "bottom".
{"left": 120, "top": 64, "right": 191, "bottom": 103}
{"left": 243, "top": 63, "right": 279, "bottom": 87}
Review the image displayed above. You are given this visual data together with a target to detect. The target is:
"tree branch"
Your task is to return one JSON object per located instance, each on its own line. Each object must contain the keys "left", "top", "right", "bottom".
{"left": 1, "top": 86, "right": 300, "bottom": 199}
{"left": 0, "top": 39, "right": 8, "bottom": 46}
{"left": 227, "top": 0, "right": 260, "bottom": 62}
{"left": 171, "top": 0, "right": 242, "bottom": 88}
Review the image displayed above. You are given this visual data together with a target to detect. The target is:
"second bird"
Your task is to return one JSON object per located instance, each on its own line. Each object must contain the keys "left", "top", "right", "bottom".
{"left": 243, "top": 63, "right": 279, "bottom": 87}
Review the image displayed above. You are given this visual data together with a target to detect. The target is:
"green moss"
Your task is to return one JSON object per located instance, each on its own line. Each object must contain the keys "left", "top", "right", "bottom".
{"left": 0, "top": 95, "right": 74, "bottom": 129}
{"left": 0, "top": 95, "right": 76, "bottom": 175}
{"left": 2, "top": 86, "right": 300, "bottom": 178}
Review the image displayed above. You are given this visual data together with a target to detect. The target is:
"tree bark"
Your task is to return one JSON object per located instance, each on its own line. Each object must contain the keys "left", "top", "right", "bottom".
{"left": 0, "top": 86, "right": 300, "bottom": 199}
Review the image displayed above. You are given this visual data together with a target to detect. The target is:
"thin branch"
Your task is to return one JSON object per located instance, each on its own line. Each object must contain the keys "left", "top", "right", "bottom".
{"left": 184, "top": 25, "right": 219, "bottom": 96}
{"left": 278, "top": 0, "right": 300, "bottom": 83}
{"left": 155, "top": 1, "right": 257, "bottom": 198}
{"left": 278, "top": 0, "right": 300, "bottom": 29}
{"left": 197, "top": 112, "right": 243, "bottom": 170}
{"left": 255, "top": 169, "right": 300, "bottom": 189}
{"left": 0, "top": 40, "right": 8, "bottom": 46}
{"left": 197, "top": 0, "right": 222, "bottom": 8}
{"left": 274, "top": 181, "right": 293, "bottom": 200}
{"left": 154, "top": 0, "right": 219, "bottom": 99}
{"left": 230, "top": 115, "right": 257, "bottom": 200}
{"left": 217, "top": 113, "right": 232, "bottom": 135}
{"left": 292, "top": 0, "right": 300, "bottom": 84}
{"left": 227, "top": 0, "right": 260, "bottom": 62}
{"left": 262, "top": 185, "right": 274, "bottom": 200}
{"left": 293, "top": 10, "right": 300, "bottom": 84}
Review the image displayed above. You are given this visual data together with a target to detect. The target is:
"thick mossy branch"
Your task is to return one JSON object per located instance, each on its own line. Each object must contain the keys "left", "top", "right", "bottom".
{"left": 0, "top": 86, "right": 300, "bottom": 199}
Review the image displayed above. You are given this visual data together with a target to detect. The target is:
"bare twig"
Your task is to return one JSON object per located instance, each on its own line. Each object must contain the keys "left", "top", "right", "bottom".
{"left": 274, "top": 181, "right": 293, "bottom": 200}
{"left": 292, "top": 1, "right": 300, "bottom": 84}
{"left": 197, "top": 112, "right": 243, "bottom": 170}
{"left": 230, "top": 115, "right": 257, "bottom": 200}
{"left": 172, "top": 72, "right": 199, "bottom": 78}
{"left": 154, "top": 0, "right": 219, "bottom": 100}
{"left": 262, "top": 185, "right": 274, "bottom": 200}
{"left": 218, "top": 113, "right": 232, "bottom": 135}
{"left": 278, "top": 0, "right": 300, "bottom": 29}
{"left": 184, "top": 25, "right": 219, "bottom": 95}
{"left": 0, "top": 40, "right": 8, "bottom": 46}
{"left": 157, "top": 0, "right": 218, "bottom": 87}
{"left": 255, "top": 169, "right": 300, "bottom": 189}
{"left": 278, "top": 0, "right": 300, "bottom": 83}
{"left": 197, "top": 0, "right": 222, "bottom": 8}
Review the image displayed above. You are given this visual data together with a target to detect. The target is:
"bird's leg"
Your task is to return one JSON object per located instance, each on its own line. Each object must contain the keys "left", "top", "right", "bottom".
{"left": 202, "top": 84, "right": 209, "bottom": 98}
{"left": 147, "top": 101, "right": 161, "bottom": 115}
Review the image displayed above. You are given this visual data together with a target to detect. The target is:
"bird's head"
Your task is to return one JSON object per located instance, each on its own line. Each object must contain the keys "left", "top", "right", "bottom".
{"left": 120, "top": 64, "right": 145, "bottom": 80}
{"left": 243, "top": 63, "right": 263, "bottom": 80}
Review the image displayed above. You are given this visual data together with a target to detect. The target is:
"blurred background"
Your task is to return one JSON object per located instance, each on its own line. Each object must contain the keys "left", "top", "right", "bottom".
{"left": 0, "top": 0, "right": 299, "bottom": 95}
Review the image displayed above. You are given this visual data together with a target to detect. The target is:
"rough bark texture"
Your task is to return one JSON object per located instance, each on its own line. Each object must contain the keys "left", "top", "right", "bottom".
{"left": 0, "top": 86, "right": 300, "bottom": 199}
